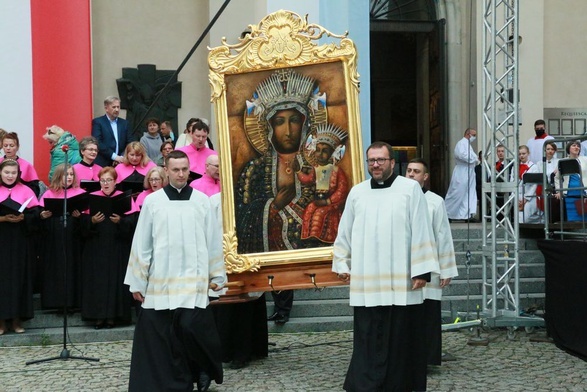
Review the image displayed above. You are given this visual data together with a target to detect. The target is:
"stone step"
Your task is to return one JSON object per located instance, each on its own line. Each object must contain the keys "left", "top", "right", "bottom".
{"left": 6, "top": 225, "right": 545, "bottom": 347}
{"left": 267, "top": 316, "right": 353, "bottom": 333}
{"left": 268, "top": 299, "right": 352, "bottom": 318}
{"left": 0, "top": 325, "right": 135, "bottom": 348}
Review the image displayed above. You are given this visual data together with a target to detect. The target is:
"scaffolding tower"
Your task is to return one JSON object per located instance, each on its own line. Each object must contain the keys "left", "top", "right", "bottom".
{"left": 480, "top": 0, "right": 544, "bottom": 332}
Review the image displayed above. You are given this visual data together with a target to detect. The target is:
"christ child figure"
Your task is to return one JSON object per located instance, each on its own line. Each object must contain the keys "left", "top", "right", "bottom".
{"left": 299, "top": 123, "right": 349, "bottom": 244}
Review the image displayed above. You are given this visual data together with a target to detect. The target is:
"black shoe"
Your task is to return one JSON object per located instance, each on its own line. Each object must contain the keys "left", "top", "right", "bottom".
{"left": 197, "top": 371, "right": 211, "bottom": 392}
{"left": 267, "top": 312, "right": 280, "bottom": 321}
{"left": 229, "top": 359, "right": 248, "bottom": 369}
{"left": 274, "top": 314, "right": 289, "bottom": 325}
{"left": 94, "top": 321, "right": 104, "bottom": 330}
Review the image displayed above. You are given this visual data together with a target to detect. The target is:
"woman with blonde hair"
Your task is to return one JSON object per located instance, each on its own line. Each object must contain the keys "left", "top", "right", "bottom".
{"left": 135, "top": 166, "right": 168, "bottom": 208}
{"left": 115, "top": 141, "right": 156, "bottom": 194}
{"left": 39, "top": 164, "right": 85, "bottom": 310}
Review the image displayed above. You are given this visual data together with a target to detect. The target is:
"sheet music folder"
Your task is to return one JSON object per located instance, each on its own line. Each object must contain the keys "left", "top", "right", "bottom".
{"left": 80, "top": 180, "right": 101, "bottom": 193}
{"left": 117, "top": 181, "right": 144, "bottom": 194}
{"left": 0, "top": 196, "right": 34, "bottom": 215}
{"left": 43, "top": 193, "right": 89, "bottom": 214}
{"left": 0, "top": 198, "right": 23, "bottom": 215}
{"left": 89, "top": 190, "right": 132, "bottom": 216}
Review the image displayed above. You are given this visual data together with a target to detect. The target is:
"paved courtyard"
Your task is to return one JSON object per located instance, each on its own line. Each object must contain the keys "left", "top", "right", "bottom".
{"left": 0, "top": 328, "right": 586, "bottom": 391}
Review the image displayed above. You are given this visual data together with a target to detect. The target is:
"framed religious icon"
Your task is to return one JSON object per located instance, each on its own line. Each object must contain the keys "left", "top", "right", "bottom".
{"left": 209, "top": 10, "right": 364, "bottom": 293}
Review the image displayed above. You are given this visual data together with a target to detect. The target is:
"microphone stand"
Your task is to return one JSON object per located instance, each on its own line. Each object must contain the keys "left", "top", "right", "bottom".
{"left": 27, "top": 148, "right": 99, "bottom": 365}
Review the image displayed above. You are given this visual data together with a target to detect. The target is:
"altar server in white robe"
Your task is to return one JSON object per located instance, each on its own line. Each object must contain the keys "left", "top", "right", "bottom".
{"left": 444, "top": 128, "right": 479, "bottom": 220}
{"left": 333, "top": 142, "right": 439, "bottom": 392}
{"left": 516, "top": 145, "right": 543, "bottom": 224}
{"left": 406, "top": 158, "right": 458, "bottom": 366}
{"left": 125, "top": 150, "right": 226, "bottom": 392}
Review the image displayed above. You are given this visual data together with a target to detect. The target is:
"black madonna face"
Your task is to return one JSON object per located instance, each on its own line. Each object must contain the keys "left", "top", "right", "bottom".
{"left": 270, "top": 108, "right": 304, "bottom": 154}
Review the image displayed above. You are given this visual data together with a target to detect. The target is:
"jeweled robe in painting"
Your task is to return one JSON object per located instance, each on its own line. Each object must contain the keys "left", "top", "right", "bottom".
{"left": 236, "top": 151, "right": 315, "bottom": 252}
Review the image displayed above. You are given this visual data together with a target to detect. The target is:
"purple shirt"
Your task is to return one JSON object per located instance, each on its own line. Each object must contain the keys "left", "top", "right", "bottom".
{"left": 189, "top": 173, "right": 220, "bottom": 197}
{"left": 176, "top": 144, "right": 217, "bottom": 176}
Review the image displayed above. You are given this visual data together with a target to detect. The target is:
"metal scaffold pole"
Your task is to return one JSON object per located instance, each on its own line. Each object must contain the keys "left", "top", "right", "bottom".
{"left": 480, "top": 0, "right": 543, "bottom": 333}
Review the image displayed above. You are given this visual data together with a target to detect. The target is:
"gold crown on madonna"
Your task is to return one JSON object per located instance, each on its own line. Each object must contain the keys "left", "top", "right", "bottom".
{"left": 315, "top": 123, "right": 347, "bottom": 148}
{"left": 255, "top": 69, "right": 316, "bottom": 113}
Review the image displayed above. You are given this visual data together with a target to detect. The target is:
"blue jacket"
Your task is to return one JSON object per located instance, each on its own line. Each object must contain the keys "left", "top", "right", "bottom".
{"left": 91, "top": 115, "right": 131, "bottom": 167}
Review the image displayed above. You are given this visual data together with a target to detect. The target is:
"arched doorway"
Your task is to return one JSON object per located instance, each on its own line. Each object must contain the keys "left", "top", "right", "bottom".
{"left": 370, "top": 0, "right": 448, "bottom": 194}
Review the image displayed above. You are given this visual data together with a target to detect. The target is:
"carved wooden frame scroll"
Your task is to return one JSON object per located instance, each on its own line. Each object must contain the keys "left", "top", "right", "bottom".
{"left": 209, "top": 10, "right": 364, "bottom": 276}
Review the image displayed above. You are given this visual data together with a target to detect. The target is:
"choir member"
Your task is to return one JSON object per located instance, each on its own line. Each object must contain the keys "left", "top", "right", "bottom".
{"left": 115, "top": 142, "right": 156, "bottom": 195}
{"left": 0, "top": 159, "right": 39, "bottom": 334}
{"left": 134, "top": 166, "right": 167, "bottom": 209}
{"left": 80, "top": 166, "right": 138, "bottom": 329}
{"left": 39, "top": 164, "right": 85, "bottom": 310}
{"left": 0, "top": 132, "right": 41, "bottom": 197}
{"left": 73, "top": 136, "right": 102, "bottom": 181}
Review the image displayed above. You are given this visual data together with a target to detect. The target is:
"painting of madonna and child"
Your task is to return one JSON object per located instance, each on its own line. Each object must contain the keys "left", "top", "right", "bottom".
{"left": 225, "top": 64, "right": 359, "bottom": 255}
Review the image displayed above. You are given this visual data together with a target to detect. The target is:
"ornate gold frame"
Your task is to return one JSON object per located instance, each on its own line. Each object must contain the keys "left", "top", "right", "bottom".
{"left": 209, "top": 10, "right": 364, "bottom": 274}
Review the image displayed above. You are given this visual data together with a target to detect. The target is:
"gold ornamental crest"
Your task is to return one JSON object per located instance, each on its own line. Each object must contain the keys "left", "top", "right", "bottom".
{"left": 208, "top": 9, "right": 359, "bottom": 101}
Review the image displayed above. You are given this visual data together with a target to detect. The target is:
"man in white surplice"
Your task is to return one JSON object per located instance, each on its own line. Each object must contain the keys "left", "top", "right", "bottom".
{"left": 332, "top": 142, "right": 439, "bottom": 392}
{"left": 406, "top": 158, "right": 458, "bottom": 366}
{"left": 445, "top": 128, "right": 479, "bottom": 220}
{"left": 125, "top": 150, "right": 227, "bottom": 392}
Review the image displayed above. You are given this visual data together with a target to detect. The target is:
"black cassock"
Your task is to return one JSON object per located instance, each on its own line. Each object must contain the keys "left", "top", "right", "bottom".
{"left": 0, "top": 207, "right": 38, "bottom": 321}
{"left": 212, "top": 294, "right": 269, "bottom": 364}
{"left": 80, "top": 204, "right": 137, "bottom": 323}
{"left": 39, "top": 213, "right": 83, "bottom": 309}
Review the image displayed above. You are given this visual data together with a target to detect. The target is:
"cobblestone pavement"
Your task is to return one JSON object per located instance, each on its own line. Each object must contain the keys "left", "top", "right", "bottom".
{"left": 1, "top": 328, "right": 586, "bottom": 391}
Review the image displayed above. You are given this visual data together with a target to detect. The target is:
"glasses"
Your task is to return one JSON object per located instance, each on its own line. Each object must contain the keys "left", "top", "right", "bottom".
{"left": 206, "top": 164, "right": 219, "bottom": 168}
{"left": 99, "top": 178, "right": 114, "bottom": 184}
{"left": 366, "top": 158, "right": 391, "bottom": 166}
{"left": 149, "top": 178, "right": 162, "bottom": 183}
{"left": 84, "top": 148, "right": 98, "bottom": 152}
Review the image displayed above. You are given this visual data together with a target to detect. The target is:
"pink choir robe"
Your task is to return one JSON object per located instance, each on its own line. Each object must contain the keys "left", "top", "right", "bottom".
{"left": 189, "top": 173, "right": 220, "bottom": 197}
{"left": 176, "top": 144, "right": 217, "bottom": 176}
{"left": 0, "top": 182, "right": 39, "bottom": 321}
{"left": 40, "top": 187, "right": 86, "bottom": 206}
{"left": 0, "top": 156, "right": 39, "bottom": 182}
{"left": 115, "top": 161, "right": 157, "bottom": 183}
{"left": 73, "top": 162, "right": 103, "bottom": 181}
{"left": 134, "top": 189, "right": 154, "bottom": 208}
{"left": 0, "top": 182, "right": 39, "bottom": 209}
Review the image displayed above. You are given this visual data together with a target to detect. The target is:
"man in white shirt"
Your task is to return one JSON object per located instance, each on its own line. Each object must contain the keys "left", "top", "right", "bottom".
{"left": 125, "top": 150, "right": 226, "bottom": 392}
{"left": 445, "top": 128, "right": 479, "bottom": 221}
{"left": 527, "top": 119, "right": 554, "bottom": 165}
{"left": 406, "top": 158, "right": 458, "bottom": 366}
{"left": 332, "top": 141, "right": 438, "bottom": 391}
